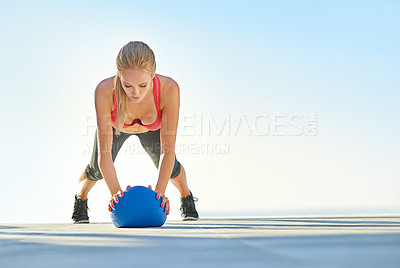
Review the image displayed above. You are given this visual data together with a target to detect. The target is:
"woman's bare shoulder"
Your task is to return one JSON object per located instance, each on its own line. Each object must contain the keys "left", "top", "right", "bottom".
{"left": 95, "top": 76, "right": 115, "bottom": 110}
{"left": 157, "top": 73, "right": 179, "bottom": 110}
{"left": 156, "top": 73, "right": 178, "bottom": 89}
{"left": 97, "top": 76, "right": 115, "bottom": 91}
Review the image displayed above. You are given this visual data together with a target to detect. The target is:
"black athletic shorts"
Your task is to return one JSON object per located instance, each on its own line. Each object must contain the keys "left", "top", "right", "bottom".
{"left": 85, "top": 127, "right": 181, "bottom": 181}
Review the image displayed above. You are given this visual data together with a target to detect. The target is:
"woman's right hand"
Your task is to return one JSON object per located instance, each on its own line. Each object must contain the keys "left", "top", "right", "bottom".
{"left": 108, "top": 185, "right": 132, "bottom": 212}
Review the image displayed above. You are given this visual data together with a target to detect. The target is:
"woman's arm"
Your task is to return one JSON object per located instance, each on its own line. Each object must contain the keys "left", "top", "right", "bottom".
{"left": 94, "top": 81, "right": 122, "bottom": 196}
{"left": 155, "top": 79, "right": 180, "bottom": 194}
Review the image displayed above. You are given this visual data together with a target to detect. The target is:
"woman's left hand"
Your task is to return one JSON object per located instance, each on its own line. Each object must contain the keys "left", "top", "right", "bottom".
{"left": 148, "top": 185, "right": 170, "bottom": 215}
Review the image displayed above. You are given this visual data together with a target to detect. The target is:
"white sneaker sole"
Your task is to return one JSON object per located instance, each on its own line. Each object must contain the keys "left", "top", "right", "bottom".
{"left": 182, "top": 217, "right": 199, "bottom": 221}
{"left": 73, "top": 220, "right": 90, "bottom": 224}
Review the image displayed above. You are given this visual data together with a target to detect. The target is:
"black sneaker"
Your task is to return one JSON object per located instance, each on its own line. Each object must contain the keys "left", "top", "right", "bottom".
{"left": 180, "top": 191, "right": 199, "bottom": 221}
{"left": 72, "top": 194, "right": 90, "bottom": 224}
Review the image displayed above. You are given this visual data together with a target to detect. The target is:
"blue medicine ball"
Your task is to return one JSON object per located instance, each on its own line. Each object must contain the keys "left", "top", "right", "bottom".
{"left": 110, "top": 186, "right": 167, "bottom": 228}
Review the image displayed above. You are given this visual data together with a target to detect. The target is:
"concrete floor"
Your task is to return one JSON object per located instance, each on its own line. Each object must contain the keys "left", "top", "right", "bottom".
{"left": 0, "top": 216, "right": 399, "bottom": 268}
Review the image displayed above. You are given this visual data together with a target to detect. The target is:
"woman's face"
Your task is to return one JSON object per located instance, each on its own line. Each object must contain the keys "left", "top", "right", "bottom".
{"left": 119, "top": 68, "right": 153, "bottom": 103}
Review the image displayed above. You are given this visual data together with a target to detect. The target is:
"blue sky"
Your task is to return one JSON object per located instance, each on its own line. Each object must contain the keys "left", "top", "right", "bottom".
{"left": 0, "top": 0, "right": 399, "bottom": 223}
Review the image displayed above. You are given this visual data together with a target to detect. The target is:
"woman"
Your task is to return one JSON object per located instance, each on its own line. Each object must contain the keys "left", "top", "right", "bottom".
{"left": 72, "top": 41, "right": 199, "bottom": 223}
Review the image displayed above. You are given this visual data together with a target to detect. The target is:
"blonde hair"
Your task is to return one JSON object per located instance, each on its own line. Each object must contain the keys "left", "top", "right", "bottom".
{"left": 113, "top": 41, "right": 156, "bottom": 136}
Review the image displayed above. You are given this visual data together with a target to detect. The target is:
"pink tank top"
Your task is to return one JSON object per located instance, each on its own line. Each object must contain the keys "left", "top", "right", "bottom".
{"left": 111, "top": 75, "right": 162, "bottom": 131}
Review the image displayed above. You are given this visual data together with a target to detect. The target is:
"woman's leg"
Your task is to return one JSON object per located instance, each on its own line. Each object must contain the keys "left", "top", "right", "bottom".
{"left": 77, "top": 170, "right": 96, "bottom": 200}
{"left": 73, "top": 127, "right": 133, "bottom": 223}
{"left": 170, "top": 163, "right": 199, "bottom": 220}
{"left": 136, "top": 129, "right": 199, "bottom": 220}
{"left": 169, "top": 164, "right": 191, "bottom": 197}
